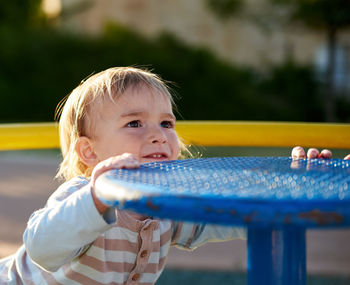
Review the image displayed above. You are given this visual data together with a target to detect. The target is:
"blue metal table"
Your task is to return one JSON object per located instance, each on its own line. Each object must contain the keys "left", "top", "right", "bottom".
{"left": 95, "top": 157, "right": 350, "bottom": 285}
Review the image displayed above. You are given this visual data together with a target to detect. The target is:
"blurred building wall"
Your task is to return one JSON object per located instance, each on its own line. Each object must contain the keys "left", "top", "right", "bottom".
{"left": 60, "top": 0, "right": 350, "bottom": 70}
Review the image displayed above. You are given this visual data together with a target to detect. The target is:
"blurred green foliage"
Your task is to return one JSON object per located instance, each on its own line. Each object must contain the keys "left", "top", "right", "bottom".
{"left": 206, "top": 0, "right": 243, "bottom": 21}
{"left": 269, "top": 0, "right": 350, "bottom": 122}
{"left": 271, "top": 0, "right": 350, "bottom": 29}
{"left": 0, "top": 2, "right": 348, "bottom": 123}
{"left": 0, "top": 0, "right": 44, "bottom": 27}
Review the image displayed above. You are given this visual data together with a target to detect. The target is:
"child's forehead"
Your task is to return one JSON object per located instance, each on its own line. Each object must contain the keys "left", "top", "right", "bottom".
{"left": 109, "top": 84, "right": 171, "bottom": 106}
{"left": 93, "top": 84, "right": 173, "bottom": 116}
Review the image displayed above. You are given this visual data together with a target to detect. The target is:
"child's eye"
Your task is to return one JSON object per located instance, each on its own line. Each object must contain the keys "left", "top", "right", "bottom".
{"left": 127, "top": 120, "right": 142, "bottom": 128}
{"left": 161, "top": 121, "right": 174, "bottom": 128}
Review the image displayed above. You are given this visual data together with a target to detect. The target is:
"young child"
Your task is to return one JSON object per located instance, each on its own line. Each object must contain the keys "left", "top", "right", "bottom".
{"left": 0, "top": 67, "right": 245, "bottom": 284}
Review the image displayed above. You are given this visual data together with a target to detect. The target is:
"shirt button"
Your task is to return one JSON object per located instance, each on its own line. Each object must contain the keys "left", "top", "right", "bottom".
{"left": 140, "top": 250, "right": 148, "bottom": 258}
{"left": 132, "top": 273, "right": 140, "bottom": 281}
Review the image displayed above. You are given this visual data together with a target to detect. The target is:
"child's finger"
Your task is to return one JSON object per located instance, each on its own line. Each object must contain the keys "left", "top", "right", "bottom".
{"left": 307, "top": 148, "right": 320, "bottom": 159}
{"left": 344, "top": 154, "right": 350, "bottom": 160}
{"left": 318, "top": 149, "right": 332, "bottom": 159}
{"left": 90, "top": 166, "right": 107, "bottom": 188}
{"left": 112, "top": 154, "right": 139, "bottom": 168}
{"left": 119, "top": 159, "right": 140, "bottom": 169}
{"left": 292, "top": 146, "right": 306, "bottom": 158}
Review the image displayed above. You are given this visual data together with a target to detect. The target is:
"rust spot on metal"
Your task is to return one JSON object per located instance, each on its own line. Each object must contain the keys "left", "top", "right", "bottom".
{"left": 298, "top": 209, "right": 343, "bottom": 225}
{"left": 205, "top": 207, "right": 212, "bottom": 213}
{"left": 244, "top": 211, "right": 258, "bottom": 223}
{"left": 146, "top": 199, "right": 160, "bottom": 211}
{"left": 284, "top": 214, "right": 292, "bottom": 224}
{"left": 205, "top": 207, "right": 227, "bottom": 215}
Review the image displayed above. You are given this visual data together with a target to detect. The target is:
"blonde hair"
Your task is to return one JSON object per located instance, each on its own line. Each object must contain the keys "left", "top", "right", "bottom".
{"left": 55, "top": 66, "right": 182, "bottom": 181}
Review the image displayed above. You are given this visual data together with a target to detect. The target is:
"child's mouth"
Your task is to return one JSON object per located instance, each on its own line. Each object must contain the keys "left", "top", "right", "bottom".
{"left": 142, "top": 153, "right": 168, "bottom": 160}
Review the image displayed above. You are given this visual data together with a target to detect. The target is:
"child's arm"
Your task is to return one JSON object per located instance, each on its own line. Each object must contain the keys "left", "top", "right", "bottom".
{"left": 24, "top": 153, "right": 139, "bottom": 272}
{"left": 24, "top": 179, "right": 114, "bottom": 272}
{"left": 171, "top": 222, "right": 246, "bottom": 251}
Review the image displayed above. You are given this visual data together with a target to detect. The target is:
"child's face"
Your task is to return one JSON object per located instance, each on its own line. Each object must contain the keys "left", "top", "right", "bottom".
{"left": 89, "top": 84, "right": 180, "bottom": 164}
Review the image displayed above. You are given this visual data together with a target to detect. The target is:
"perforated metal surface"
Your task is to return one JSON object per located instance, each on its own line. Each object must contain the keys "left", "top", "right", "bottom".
{"left": 95, "top": 157, "right": 350, "bottom": 227}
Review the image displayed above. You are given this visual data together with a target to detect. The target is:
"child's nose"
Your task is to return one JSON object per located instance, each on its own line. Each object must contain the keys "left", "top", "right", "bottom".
{"left": 149, "top": 126, "right": 167, "bottom": 144}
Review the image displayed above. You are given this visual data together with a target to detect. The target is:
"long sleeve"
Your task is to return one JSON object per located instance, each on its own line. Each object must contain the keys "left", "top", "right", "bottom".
{"left": 23, "top": 177, "right": 116, "bottom": 272}
{"left": 171, "top": 222, "right": 246, "bottom": 251}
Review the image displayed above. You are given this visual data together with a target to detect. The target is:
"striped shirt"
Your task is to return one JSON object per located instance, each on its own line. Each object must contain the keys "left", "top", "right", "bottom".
{"left": 0, "top": 177, "right": 245, "bottom": 284}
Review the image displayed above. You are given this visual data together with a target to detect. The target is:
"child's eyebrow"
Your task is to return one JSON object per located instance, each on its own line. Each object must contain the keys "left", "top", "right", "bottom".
{"left": 162, "top": 113, "right": 176, "bottom": 120}
{"left": 120, "top": 111, "right": 176, "bottom": 120}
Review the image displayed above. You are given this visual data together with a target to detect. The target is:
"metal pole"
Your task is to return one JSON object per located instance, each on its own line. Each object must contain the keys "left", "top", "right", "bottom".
{"left": 247, "top": 227, "right": 306, "bottom": 285}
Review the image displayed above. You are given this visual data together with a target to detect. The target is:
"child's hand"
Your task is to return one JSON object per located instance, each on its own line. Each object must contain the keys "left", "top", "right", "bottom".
{"left": 90, "top": 153, "right": 139, "bottom": 213}
{"left": 291, "top": 146, "right": 350, "bottom": 160}
{"left": 291, "top": 146, "right": 332, "bottom": 159}
{"left": 91, "top": 153, "right": 139, "bottom": 187}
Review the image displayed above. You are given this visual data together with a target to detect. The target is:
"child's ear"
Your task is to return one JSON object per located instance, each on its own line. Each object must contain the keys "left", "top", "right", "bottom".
{"left": 75, "top": 136, "right": 98, "bottom": 167}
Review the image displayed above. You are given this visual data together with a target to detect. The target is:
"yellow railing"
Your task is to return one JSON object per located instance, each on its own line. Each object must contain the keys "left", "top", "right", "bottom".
{"left": 0, "top": 121, "right": 349, "bottom": 151}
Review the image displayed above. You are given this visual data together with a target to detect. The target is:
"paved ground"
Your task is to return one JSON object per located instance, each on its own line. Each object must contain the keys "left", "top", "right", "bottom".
{"left": 0, "top": 151, "right": 350, "bottom": 277}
